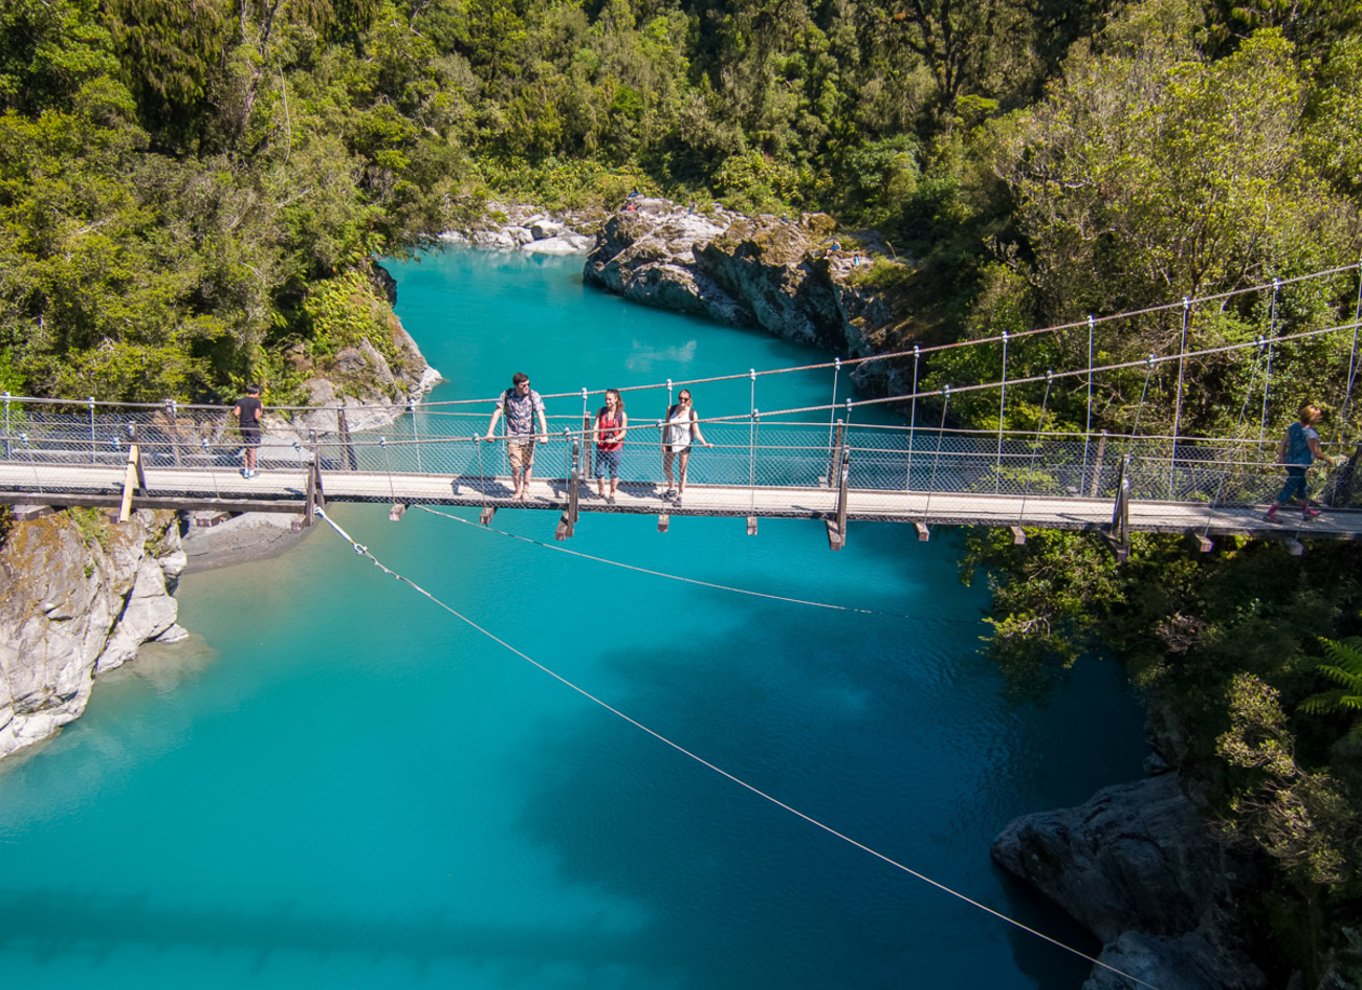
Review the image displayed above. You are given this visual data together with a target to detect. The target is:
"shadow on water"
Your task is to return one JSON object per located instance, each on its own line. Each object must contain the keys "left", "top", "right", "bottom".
{"left": 509, "top": 606, "right": 1118, "bottom": 988}
{"left": 0, "top": 886, "right": 661, "bottom": 974}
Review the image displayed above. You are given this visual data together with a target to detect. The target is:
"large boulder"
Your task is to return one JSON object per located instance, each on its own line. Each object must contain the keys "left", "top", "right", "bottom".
{"left": 993, "top": 774, "right": 1265, "bottom": 989}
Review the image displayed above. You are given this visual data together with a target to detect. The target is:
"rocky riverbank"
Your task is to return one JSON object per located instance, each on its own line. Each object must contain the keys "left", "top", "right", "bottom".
{"left": 0, "top": 508, "right": 187, "bottom": 760}
{"left": 583, "top": 198, "right": 906, "bottom": 396}
{"left": 0, "top": 258, "right": 443, "bottom": 763}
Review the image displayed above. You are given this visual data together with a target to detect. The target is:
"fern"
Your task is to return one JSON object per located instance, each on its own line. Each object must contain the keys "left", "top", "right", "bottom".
{"left": 1300, "top": 638, "right": 1362, "bottom": 737}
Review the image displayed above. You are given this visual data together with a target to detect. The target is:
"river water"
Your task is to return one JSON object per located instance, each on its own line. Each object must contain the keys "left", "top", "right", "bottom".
{"left": 0, "top": 248, "right": 1147, "bottom": 988}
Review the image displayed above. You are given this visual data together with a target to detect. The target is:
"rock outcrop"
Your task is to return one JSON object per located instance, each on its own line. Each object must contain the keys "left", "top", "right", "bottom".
{"left": 584, "top": 201, "right": 895, "bottom": 364}
{"left": 0, "top": 509, "right": 187, "bottom": 759}
{"left": 992, "top": 774, "right": 1266, "bottom": 990}
{"left": 441, "top": 203, "right": 597, "bottom": 255}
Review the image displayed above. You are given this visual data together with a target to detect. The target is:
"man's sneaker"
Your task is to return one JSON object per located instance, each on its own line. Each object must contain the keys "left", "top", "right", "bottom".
{"left": 1302, "top": 506, "right": 1322, "bottom": 519}
{"left": 241, "top": 467, "right": 250, "bottom": 478}
{"left": 1264, "top": 504, "right": 1279, "bottom": 522}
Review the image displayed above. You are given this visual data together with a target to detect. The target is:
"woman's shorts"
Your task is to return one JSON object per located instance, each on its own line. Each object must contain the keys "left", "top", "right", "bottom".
{"left": 595, "top": 447, "right": 622, "bottom": 478}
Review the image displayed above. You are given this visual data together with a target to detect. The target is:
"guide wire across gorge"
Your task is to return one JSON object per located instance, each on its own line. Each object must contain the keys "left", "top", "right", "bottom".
{"left": 311, "top": 505, "right": 1163, "bottom": 990}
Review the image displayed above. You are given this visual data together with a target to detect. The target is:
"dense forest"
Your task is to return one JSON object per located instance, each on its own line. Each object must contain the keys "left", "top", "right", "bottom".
{"left": 4, "top": 0, "right": 1362, "bottom": 983}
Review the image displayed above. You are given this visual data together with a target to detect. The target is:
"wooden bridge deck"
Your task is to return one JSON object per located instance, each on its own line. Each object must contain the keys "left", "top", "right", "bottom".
{"left": 2, "top": 460, "right": 1360, "bottom": 545}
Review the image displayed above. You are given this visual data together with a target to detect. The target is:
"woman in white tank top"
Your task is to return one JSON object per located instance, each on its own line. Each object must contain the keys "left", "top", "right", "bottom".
{"left": 660, "top": 389, "right": 711, "bottom": 502}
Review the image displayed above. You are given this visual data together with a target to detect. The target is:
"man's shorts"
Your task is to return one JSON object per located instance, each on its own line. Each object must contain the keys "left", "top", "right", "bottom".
{"left": 241, "top": 428, "right": 261, "bottom": 448}
{"left": 508, "top": 439, "right": 536, "bottom": 473}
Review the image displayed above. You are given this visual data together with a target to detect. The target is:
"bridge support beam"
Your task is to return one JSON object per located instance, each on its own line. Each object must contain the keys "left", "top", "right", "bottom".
{"left": 1192, "top": 533, "right": 1213, "bottom": 553}
{"left": 825, "top": 448, "right": 850, "bottom": 551}
{"left": 389, "top": 503, "right": 406, "bottom": 522}
{"left": 747, "top": 516, "right": 758, "bottom": 536}
{"left": 1105, "top": 454, "right": 1132, "bottom": 562}
{"left": 117, "top": 444, "right": 148, "bottom": 523}
{"left": 556, "top": 439, "right": 582, "bottom": 541}
{"left": 1009, "top": 526, "right": 1026, "bottom": 545}
{"left": 304, "top": 456, "right": 325, "bottom": 528}
{"left": 657, "top": 513, "right": 669, "bottom": 533}
{"left": 914, "top": 521, "right": 930, "bottom": 542}
{"left": 480, "top": 506, "right": 496, "bottom": 526}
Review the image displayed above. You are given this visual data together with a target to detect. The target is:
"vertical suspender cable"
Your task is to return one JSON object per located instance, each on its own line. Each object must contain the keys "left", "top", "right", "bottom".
{"left": 996, "top": 331, "right": 1008, "bottom": 493}
{"left": 1083, "top": 315, "right": 1094, "bottom": 490}
{"left": 1016, "top": 371, "right": 1053, "bottom": 527}
{"left": 1170, "top": 297, "right": 1191, "bottom": 498}
{"left": 88, "top": 396, "right": 96, "bottom": 464}
{"left": 905, "top": 345, "right": 920, "bottom": 491}
{"left": 749, "top": 369, "right": 758, "bottom": 509}
{"left": 408, "top": 396, "right": 422, "bottom": 473}
{"left": 1259, "top": 278, "right": 1281, "bottom": 443}
{"left": 1337, "top": 258, "right": 1362, "bottom": 443}
{"left": 925, "top": 386, "right": 951, "bottom": 519}
{"left": 827, "top": 357, "right": 841, "bottom": 474}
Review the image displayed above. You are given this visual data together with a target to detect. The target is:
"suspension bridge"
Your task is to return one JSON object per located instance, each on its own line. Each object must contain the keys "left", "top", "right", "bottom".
{"left": 5, "top": 264, "right": 1362, "bottom": 555}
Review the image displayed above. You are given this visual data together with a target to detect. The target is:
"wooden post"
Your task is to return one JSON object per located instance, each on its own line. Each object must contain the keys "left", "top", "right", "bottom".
{"left": 826, "top": 419, "right": 845, "bottom": 488}
{"left": 304, "top": 456, "right": 325, "bottom": 528}
{"left": 1107, "top": 453, "right": 1131, "bottom": 561}
{"left": 556, "top": 439, "right": 581, "bottom": 541}
{"left": 337, "top": 408, "right": 357, "bottom": 471}
{"left": 117, "top": 444, "right": 146, "bottom": 522}
{"left": 1088, "top": 431, "right": 1107, "bottom": 497}
{"left": 826, "top": 448, "right": 849, "bottom": 550}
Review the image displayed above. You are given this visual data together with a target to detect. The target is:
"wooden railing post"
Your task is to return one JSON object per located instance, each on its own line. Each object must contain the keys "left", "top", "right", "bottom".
{"left": 117, "top": 443, "right": 148, "bottom": 522}
{"left": 1087, "top": 430, "right": 1107, "bottom": 497}
{"left": 337, "top": 407, "right": 357, "bottom": 471}
{"left": 826, "top": 448, "right": 849, "bottom": 550}
{"left": 557, "top": 438, "right": 581, "bottom": 541}
{"left": 1107, "top": 453, "right": 1131, "bottom": 561}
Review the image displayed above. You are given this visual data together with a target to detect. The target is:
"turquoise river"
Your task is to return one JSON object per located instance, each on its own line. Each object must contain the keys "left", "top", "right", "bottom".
{"left": 0, "top": 248, "right": 1147, "bottom": 988}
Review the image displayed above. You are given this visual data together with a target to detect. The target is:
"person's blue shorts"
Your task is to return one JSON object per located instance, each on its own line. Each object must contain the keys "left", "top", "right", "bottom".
{"left": 595, "top": 447, "right": 621, "bottom": 479}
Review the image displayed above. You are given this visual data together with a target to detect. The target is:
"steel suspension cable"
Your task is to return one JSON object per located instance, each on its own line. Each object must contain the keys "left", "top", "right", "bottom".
{"left": 311, "top": 506, "right": 1162, "bottom": 990}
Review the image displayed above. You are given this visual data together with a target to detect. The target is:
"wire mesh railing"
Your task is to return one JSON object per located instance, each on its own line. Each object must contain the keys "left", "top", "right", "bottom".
{"left": 3, "top": 396, "right": 1356, "bottom": 518}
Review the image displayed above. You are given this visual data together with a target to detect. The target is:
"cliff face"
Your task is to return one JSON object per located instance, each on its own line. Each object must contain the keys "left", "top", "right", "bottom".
{"left": 584, "top": 201, "right": 893, "bottom": 360}
{"left": 0, "top": 509, "right": 187, "bottom": 759}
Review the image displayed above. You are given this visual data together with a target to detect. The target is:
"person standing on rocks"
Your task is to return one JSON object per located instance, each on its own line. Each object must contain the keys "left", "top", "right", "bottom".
{"left": 660, "top": 388, "right": 711, "bottom": 504}
{"left": 592, "top": 388, "right": 628, "bottom": 503}
{"left": 231, "top": 384, "right": 263, "bottom": 479}
{"left": 485, "top": 372, "right": 550, "bottom": 501}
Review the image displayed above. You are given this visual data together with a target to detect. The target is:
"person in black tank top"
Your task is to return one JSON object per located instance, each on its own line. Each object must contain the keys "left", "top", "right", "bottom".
{"left": 231, "top": 384, "right": 264, "bottom": 478}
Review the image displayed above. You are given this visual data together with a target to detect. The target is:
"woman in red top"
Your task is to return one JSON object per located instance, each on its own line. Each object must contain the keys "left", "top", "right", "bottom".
{"left": 592, "top": 389, "right": 628, "bottom": 503}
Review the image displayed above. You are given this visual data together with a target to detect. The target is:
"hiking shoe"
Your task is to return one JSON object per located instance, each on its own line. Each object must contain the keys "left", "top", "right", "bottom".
{"left": 1264, "top": 504, "right": 1278, "bottom": 522}
{"left": 607, "top": 495, "right": 616, "bottom": 505}
{"left": 1302, "top": 507, "right": 1322, "bottom": 519}
{"left": 241, "top": 468, "right": 250, "bottom": 478}
{"left": 664, "top": 488, "right": 677, "bottom": 499}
